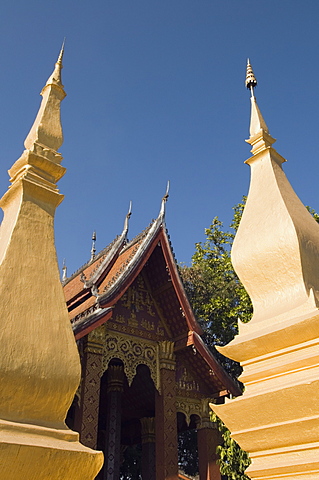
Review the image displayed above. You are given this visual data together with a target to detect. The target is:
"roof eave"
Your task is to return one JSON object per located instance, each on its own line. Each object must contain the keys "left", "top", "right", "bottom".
{"left": 190, "top": 331, "right": 242, "bottom": 397}
{"left": 72, "top": 306, "right": 113, "bottom": 340}
{"left": 98, "top": 217, "right": 164, "bottom": 307}
{"left": 159, "top": 229, "right": 203, "bottom": 335}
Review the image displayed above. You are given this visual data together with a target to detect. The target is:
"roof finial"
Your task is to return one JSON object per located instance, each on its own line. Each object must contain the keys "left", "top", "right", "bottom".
{"left": 62, "top": 259, "right": 67, "bottom": 282}
{"left": 159, "top": 181, "right": 170, "bottom": 217}
{"left": 246, "top": 58, "right": 257, "bottom": 97}
{"left": 91, "top": 231, "right": 96, "bottom": 261}
{"left": 164, "top": 180, "right": 170, "bottom": 201}
{"left": 123, "top": 201, "right": 132, "bottom": 233}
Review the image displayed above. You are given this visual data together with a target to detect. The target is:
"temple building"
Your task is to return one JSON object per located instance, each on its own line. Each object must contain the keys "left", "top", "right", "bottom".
{"left": 1, "top": 40, "right": 318, "bottom": 480}
{"left": 0, "top": 42, "right": 241, "bottom": 479}
{"left": 63, "top": 186, "right": 241, "bottom": 479}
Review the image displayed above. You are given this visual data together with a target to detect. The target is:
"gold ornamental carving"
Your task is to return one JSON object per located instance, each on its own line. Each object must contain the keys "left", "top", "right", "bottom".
{"left": 102, "top": 332, "right": 160, "bottom": 391}
{"left": 158, "top": 340, "right": 175, "bottom": 370}
{"left": 177, "top": 367, "right": 200, "bottom": 392}
{"left": 86, "top": 325, "right": 106, "bottom": 354}
{"left": 176, "top": 396, "right": 201, "bottom": 425}
{"left": 176, "top": 397, "right": 214, "bottom": 427}
{"left": 140, "top": 417, "right": 155, "bottom": 444}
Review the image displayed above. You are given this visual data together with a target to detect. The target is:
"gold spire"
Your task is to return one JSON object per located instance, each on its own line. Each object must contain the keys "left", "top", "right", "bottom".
{"left": 0, "top": 49, "right": 103, "bottom": 479}
{"left": 211, "top": 63, "right": 319, "bottom": 480}
{"left": 45, "top": 40, "right": 65, "bottom": 88}
{"left": 245, "top": 59, "right": 275, "bottom": 154}
{"left": 24, "top": 44, "right": 66, "bottom": 155}
{"left": 228, "top": 60, "right": 319, "bottom": 330}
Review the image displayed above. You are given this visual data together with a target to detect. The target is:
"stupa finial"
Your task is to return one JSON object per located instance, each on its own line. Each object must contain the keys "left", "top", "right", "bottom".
{"left": 245, "top": 59, "right": 272, "bottom": 145}
{"left": 245, "top": 58, "right": 257, "bottom": 97}
{"left": 45, "top": 40, "right": 65, "bottom": 88}
{"left": 24, "top": 44, "right": 66, "bottom": 154}
{"left": 57, "top": 39, "right": 65, "bottom": 64}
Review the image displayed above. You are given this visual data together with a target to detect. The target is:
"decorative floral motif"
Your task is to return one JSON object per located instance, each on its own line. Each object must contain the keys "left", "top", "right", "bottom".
{"left": 102, "top": 333, "right": 160, "bottom": 391}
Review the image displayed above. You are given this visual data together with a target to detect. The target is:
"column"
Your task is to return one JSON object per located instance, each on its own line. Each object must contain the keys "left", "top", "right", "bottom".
{"left": 141, "top": 417, "right": 156, "bottom": 480}
{"left": 197, "top": 415, "right": 221, "bottom": 480}
{"left": 155, "top": 341, "right": 179, "bottom": 480}
{"left": 76, "top": 326, "right": 105, "bottom": 449}
{"left": 103, "top": 364, "right": 125, "bottom": 480}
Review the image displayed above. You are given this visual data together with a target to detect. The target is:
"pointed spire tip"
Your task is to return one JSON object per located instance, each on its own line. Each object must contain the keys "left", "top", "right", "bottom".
{"left": 246, "top": 59, "right": 257, "bottom": 96}
{"left": 57, "top": 39, "right": 65, "bottom": 66}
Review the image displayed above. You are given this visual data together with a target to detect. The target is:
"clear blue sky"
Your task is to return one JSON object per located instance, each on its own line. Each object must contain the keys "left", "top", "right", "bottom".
{"left": 0, "top": 0, "right": 318, "bottom": 276}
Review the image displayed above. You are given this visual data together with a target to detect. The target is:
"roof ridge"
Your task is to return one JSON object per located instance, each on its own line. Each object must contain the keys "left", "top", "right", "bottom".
{"left": 121, "top": 219, "right": 156, "bottom": 253}
{"left": 63, "top": 235, "right": 120, "bottom": 285}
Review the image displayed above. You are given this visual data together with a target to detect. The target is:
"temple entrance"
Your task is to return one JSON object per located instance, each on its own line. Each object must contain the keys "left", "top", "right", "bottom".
{"left": 93, "top": 359, "right": 222, "bottom": 480}
{"left": 97, "top": 360, "right": 157, "bottom": 480}
{"left": 64, "top": 221, "right": 241, "bottom": 480}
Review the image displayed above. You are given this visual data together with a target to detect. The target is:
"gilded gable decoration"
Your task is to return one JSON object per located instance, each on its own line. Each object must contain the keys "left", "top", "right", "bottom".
{"left": 102, "top": 332, "right": 160, "bottom": 391}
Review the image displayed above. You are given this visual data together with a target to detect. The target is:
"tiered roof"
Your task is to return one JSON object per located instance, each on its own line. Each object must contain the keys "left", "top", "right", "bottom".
{"left": 64, "top": 191, "right": 241, "bottom": 398}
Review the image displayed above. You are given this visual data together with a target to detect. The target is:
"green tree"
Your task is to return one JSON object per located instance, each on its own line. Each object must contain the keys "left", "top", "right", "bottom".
{"left": 179, "top": 200, "right": 319, "bottom": 479}
{"left": 180, "top": 197, "right": 251, "bottom": 378}
{"left": 179, "top": 197, "right": 252, "bottom": 479}
{"left": 212, "top": 413, "right": 251, "bottom": 480}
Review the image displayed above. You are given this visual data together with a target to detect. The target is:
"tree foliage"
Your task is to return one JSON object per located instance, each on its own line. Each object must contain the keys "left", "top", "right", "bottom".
{"left": 180, "top": 197, "right": 252, "bottom": 378}
{"left": 178, "top": 200, "right": 319, "bottom": 479}
{"left": 179, "top": 198, "right": 252, "bottom": 479}
{"left": 178, "top": 429, "right": 199, "bottom": 477}
{"left": 211, "top": 413, "right": 251, "bottom": 480}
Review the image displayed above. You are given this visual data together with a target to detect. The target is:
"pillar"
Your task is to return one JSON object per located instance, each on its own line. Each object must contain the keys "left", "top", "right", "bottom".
{"left": 197, "top": 418, "right": 221, "bottom": 480}
{"left": 103, "top": 364, "right": 124, "bottom": 480}
{"left": 141, "top": 417, "right": 156, "bottom": 480}
{"left": 76, "top": 326, "right": 105, "bottom": 449}
{"left": 155, "top": 341, "right": 179, "bottom": 480}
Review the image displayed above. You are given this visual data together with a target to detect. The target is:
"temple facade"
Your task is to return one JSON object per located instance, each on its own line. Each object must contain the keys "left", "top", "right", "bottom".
{"left": 63, "top": 192, "right": 241, "bottom": 480}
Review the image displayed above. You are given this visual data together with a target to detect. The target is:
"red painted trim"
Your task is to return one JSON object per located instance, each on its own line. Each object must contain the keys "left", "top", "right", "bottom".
{"left": 99, "top": 230, "right": 164, "bottom": 308}
{"left": 159, "top": 230, "right": 203, "bottom": 335}
{"left": 190, "top": 331, "right": 242, "bottom": 397}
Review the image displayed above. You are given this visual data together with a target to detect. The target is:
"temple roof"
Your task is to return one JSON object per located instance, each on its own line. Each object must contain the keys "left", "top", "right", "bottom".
{"left": 64, "top": 195, "right": 241, "bottom": 398}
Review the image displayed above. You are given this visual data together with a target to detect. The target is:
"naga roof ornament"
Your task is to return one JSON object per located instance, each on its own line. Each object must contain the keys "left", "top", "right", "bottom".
{"left": 62, "top": 258, "right": 67, "bottom": 282}
{"left": 81, "top": 202, "right": 133, "bottom": 289}
{"left": 159, "top": 181, "right": 170, "bottom": 219}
